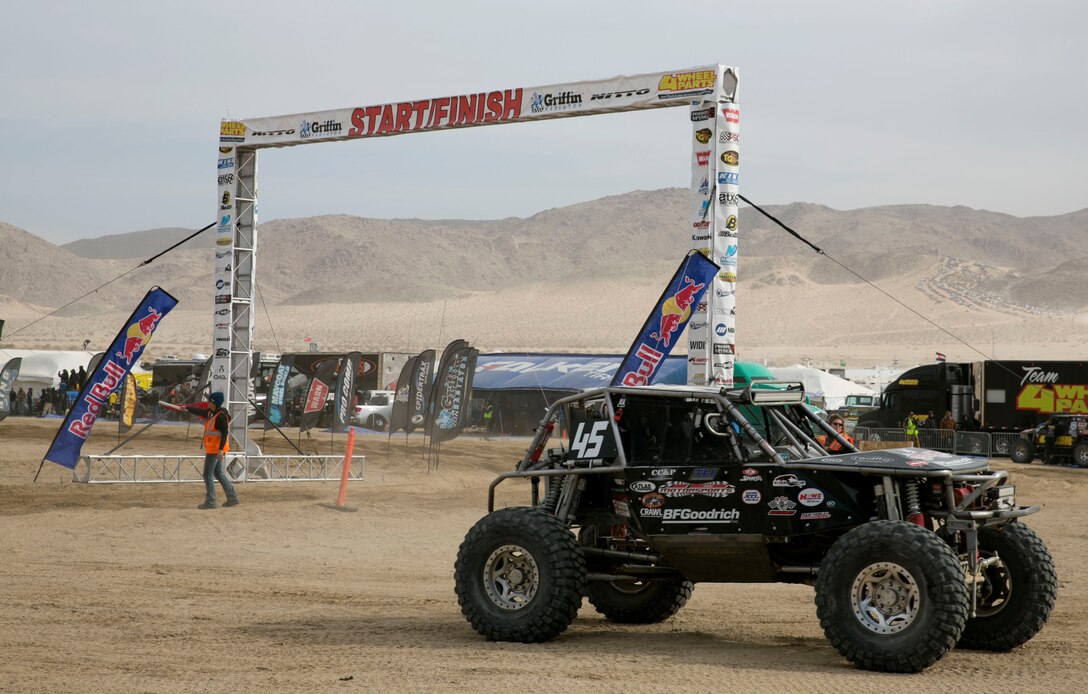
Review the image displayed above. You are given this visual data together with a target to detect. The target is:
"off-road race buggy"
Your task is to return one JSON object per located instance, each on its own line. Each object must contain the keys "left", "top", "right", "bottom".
{"left": 454, "top": 382, "right": 1057, "bottom": 673}
{"left": 1009, "top": 413, "right": 1088, "bottom": 467}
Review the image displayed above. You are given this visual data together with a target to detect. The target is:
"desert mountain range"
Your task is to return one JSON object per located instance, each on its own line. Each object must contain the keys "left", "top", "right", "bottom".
{"left": 2, "top": 189, "right": 1086, "bottom": 366}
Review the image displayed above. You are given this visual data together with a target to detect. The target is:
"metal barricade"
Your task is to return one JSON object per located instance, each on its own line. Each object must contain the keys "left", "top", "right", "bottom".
{"left": 954, "top": 431, "right": 991, "bottom": 456}
{"left": 852, "top": 427, "right": 909, "bottom": 445}
{"left": 916, "top": 428, "right": 954, "bottom": 452}
{"left": 989, "top": 432, "right": 1020, "bottom": 457}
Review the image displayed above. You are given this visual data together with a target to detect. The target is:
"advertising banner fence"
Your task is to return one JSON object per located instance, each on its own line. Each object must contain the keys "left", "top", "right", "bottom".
{"left": 299, "top": 357, "right": 338, "bottom": 433}
{"left": 0, "top": 357, "right": 22, "bottom": 422}
{"left": 265, "top": 355, "right": 294, "bottom": 428}
{"left": 612, "top": 251, "right": 718, "bottom": 387}
{"left": 389, "top": 356, "right": 416, "bottom": 435}
{"left": 44, "top": 287, "right": 177, "bottom": 469}
{"left": 429, "top": 347, "right": 479, "bottom": 444}
{"left": 407, "top": 349, "right": 436, "bottom": 434}
{"left": 333, "top": 352, "right": 361, "bottom": 433}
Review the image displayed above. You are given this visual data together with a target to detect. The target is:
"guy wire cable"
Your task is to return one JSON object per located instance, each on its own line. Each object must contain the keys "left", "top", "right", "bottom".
{"left": 6, "top": 221, "right": 216, "bottom": 339}
{"left": 739, "top": 195, "right": 1026, "bottom": 381}
{"left": 253, "top": 278, "right": 283, "bottom": 355}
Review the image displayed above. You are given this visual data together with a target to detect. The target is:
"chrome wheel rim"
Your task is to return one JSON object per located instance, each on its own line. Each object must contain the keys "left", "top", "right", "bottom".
{"left": 850, "top": 561, "right": 920, "bottom": 634}
{"left": 975, "top": 557, "right": 1012, "bottom": 618}
{"left": 483, "top": 544, "right": 540, "bottom": 611}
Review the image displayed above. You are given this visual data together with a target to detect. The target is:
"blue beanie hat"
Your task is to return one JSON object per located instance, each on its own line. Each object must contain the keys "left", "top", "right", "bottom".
{"left": 208, "top": 392, "right": 225, "bottom": 407}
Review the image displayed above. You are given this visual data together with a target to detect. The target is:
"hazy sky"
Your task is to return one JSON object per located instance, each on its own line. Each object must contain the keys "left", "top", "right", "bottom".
{"left": 2, "top": 0, "right": 1084, "bottom": 244}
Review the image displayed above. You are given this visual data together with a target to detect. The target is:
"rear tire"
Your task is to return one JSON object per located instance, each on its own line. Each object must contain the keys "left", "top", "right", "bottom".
{"left": 959, "top": 522, "right": 1056, "bottom": 650}
{"left": 1009, "top": 438, "right": 1035, "bottom": 465}
{"left": 587, "top": 578, "right": 693, "bottom": 624}
{"left": 455, "top": 507, "right": 585, "bottom": 643}
{"left": 815, "top": 521, "right": 969, "bottom": 673}
{"left": 371, "top": 414, "right": 387, "bottom": 432}
{"left": 1073, "top": 442, "right": 1088, "bottom": 468}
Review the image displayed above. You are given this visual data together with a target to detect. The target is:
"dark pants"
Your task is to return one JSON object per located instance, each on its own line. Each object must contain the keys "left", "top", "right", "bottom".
{"left": 1044, "top": 435, "right": 1055, "bottom": 463}
{"left": 202, "top": 453, "right": 238, "bottom": 504}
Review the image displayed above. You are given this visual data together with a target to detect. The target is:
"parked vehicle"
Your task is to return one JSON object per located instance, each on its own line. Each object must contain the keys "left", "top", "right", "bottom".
{"left": 353, "top": 389, "right": 394, "bottom": 430}
{"left": 1009, "top": 414, "right": 1088, "bottom": 467}
{"left": 858, "top": 360, "right": 1088, "bottom": 451}
{"left": 454, "top": 382, "right": 1055, "bottom": 673}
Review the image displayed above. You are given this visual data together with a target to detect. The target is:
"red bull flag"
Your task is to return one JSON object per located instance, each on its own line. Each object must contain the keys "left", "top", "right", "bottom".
{"left": 612, "top": 251, "right": 718, "bottom": 387}
{"left": 44, "top": 287, "right": 178, "bottom": 469}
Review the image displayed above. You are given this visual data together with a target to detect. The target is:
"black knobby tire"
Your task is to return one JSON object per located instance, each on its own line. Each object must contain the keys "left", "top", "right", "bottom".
{"left": 959, "top": 522, "right": 1057, "bottom": 651}
{"left": 454, "top": 507, "right": 586, "bottom": 643}
{"left": 578, "top": 524, "right": 692, "bottom": 624}
{"left": 371, "top": 414, "right": 387, "bottom": 432}
{"left": 815, "top": 520, "right": 969, "bottom": 673}
{"left": 1073, "top": 442, "right": 1088, "bottom": 469}
{"left": 1009, "top": 438, "right": 1035, "bottom": 465}
{"left": 587, "top": 578, "right": 693, "bottom": 624}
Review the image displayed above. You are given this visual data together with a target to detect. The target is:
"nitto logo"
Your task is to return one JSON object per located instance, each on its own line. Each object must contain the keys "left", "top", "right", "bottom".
{"left": 251, "top": 129, "right": 295, "bottom": 137}
{"left": 590, "top": 88, "right": 650, "bottom": 100}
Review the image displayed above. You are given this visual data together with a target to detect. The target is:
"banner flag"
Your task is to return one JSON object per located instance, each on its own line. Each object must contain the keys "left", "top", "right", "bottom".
{"left": 612, "top": 251, "right": 718, "bottom": 387}
{"left": 265, "top": 354, "right": 294, "bottom": 429}
{"left": 429, "top": 347, "right": 478, "bottom": 444}
{"left": 388, "top": 356, "right": 417, "bottom": 435}
{"left": 333, "top": 352, "right": 361, "bottom": 433}
{"left": 299, "top": 357, "right": 338, "bottom": 433}
{"left": 936, "top": 352, "right": 947, "bottom": 363}
{"left": 426, "top": 340, "right": 468, "bottom": 437}
{"left": 44, "top": 287, "right": 178, "bottom": 469}
{"left": 0, "top": 357, "right": 22, "bottom": 423}
{"left": 120, "top": 373, "right": 136, "bottom": 431}
{"left": 406, "top": 349, "right": 436, "bottom": 434}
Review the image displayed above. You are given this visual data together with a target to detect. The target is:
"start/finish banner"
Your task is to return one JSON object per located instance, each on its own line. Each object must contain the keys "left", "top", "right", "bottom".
{"left": 220, "top": 66, "right": 738, "bottom": 149}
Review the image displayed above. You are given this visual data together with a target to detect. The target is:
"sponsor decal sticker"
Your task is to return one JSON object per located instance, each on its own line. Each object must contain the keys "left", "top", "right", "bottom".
{"left": 718, "top": 172, "right": 739, "bottom": 185}
{"left": 690, "top": 467, "right": 718, "bottom": 481}
{"left": 659, "top": 481, "right": 735, "bottom": 498}
{"left": 220, "top": 121, "right": 246, "bottom": 143}
{"left": 722, "top": 107, "right": 740, "bottom": 124}
{"left": 640, "top": 507, "right": 662, "bottom": 517}
{"left": 630, "top": 480, "right": 656, "bottom": 493}
{"left": 798, "top": 488, "right": 825, "bottom": 506}
{"left": 768, "top": 496, "right": 797, "bottom": 516}
{"left": 694, "top": 128, "right": 712, "bottom": 144}
{"left": 690, "top": 107, "right": 714, "bottom": 122}
{"left": 651, "top": 468, "right": 677, "bottom": 477}
{"left": 662, "top": 508, "right": 739, "bottom": 523}
{"left": 696, "top": 150, "right": 711, "bottom": 166}
{"left": 773, "top": 474, "right": 807, "bottom": 488}
{"left": 657, "top": 70, "right": 716, "bottom": 99}
{"left": 641, "top": 493, "right": 665, "bottom": 508}
{"left": 742, "top": 489, "right": 761, "bottom": 504}
{"left": 800, "top": 511, "right": 831, "bottom": 520}
{"left": 720, "top": 150, "right": 739, "bottom": 166}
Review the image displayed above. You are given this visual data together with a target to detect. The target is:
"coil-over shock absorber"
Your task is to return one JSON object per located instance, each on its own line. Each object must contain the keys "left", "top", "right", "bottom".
{"left": 901, "top": 479, "right": 925, "bottom": 526}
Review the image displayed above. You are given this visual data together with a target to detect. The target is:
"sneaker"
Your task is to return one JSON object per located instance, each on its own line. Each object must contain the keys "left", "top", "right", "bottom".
{"left": 223, "top": 498, "right": 240, "bottom": 507}
{"left": 197, "top": 501, "right": 217, "bottom": 510}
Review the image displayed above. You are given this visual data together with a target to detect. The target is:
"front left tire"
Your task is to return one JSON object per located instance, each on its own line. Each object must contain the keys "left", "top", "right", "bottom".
{"left": 454, "top": 507, "right": 586, "bottom": 643}
{"left": 815, "top": 521, "right": 969, "bottom": 673}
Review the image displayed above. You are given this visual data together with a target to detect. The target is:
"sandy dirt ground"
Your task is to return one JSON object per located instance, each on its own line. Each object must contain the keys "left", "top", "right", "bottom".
{"left": 1, "top": 417, "right": 1086, "bottom": 693}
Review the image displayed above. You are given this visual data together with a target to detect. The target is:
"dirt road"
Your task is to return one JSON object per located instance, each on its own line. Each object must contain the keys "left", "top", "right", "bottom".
{"left": 0, "top": 419, "right": 1084, "bottom": 692}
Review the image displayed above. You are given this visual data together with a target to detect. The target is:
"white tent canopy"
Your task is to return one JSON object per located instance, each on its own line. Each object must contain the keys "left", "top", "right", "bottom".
{"left": 0, "top": 349, "right": 96, "bottom": 391}
{"left": 768, "top": 365, "right": 876, "bottom": 411}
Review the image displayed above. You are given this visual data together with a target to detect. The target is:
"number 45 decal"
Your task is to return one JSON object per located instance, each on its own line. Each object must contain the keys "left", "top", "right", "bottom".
{"left": 571, "top": 420, "right": 611, "bottom": 459}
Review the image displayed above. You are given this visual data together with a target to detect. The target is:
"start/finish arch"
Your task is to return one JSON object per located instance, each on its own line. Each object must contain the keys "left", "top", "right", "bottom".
{"left": 213, "top": 64, "right": 740, "bottom": 455}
